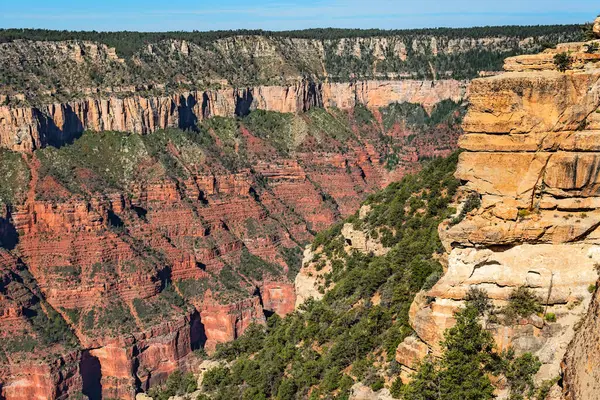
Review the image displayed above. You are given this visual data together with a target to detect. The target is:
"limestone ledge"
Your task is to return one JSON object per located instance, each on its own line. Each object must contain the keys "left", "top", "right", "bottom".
{"left": 0, "top": 79, "right": 466, "bottom": 153}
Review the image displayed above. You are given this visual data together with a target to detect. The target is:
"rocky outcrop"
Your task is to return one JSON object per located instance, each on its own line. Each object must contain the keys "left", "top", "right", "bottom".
{"left": 561, "top": 281, "right": 600, "bottom": 400}
{"left": 294, "top": 246, "right": 330, "bottom": 308}
{"left": 594, "top": 16, "right": 600, "bottom": 38}
{"left": 350, "top": 383, "right": 393, "bottom": 400}
{"left": 396, "top": 39, "right": 600, "bottom": 396}
{"left": 0, "top": 79, "right": 466, "bottom": 152}
{"left": 200, "top": 294, "right": 266, "bottom": 353}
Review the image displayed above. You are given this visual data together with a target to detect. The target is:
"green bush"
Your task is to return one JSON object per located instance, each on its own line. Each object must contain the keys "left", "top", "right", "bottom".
{"left": 403, "top": 305, "right": 543, "bottom": 400}
{"left": 554, "top": 52, "right": 573, "bottom": 72}
{"left": 544, "top": 313, "right": 557, "bottom": 323}
{"left": 450, "top": 192, "right": 481, "bottom": 225}
{"left": 465, "top": 286, "right": 493, "bottom": 317}
{"left": 390, "top": 377, "right": 404, "bottom": 399}
{"left": 148, "top": 370, "right": 197, "bottom": 400}
{"left": 503, "top": 287, "right": 544, "bottom": 323}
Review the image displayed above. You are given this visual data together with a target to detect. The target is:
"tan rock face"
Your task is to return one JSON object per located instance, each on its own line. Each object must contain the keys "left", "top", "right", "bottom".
{"left": 594, "top": 16, "right": 600, "bottom": 38}
{"left": 294, "top": 246, "right": 331, "bottom": 308}
{"left": 341, "top": 223, "right": 389, "bottom": 256}
{"left": 397, "top": 38, "right": 600, "bottom": 397}
{"left": 0, "top": 79, "right": 466, "bottom": 153}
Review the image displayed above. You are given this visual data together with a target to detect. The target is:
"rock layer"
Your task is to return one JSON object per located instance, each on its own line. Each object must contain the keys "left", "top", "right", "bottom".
{"left": 0, "top": 92, "right": 464, "bottom": 399}
{"left": 0, "top": 79, "right": 466, "bottom": 152}
{"left": 396, "top": 39, "right": 600, "bottom": 397}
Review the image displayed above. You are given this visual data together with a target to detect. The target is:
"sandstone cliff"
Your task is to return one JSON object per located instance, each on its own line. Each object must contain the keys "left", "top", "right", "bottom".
{"left": 0, "top": 79, "right": 465, "bottom": 153}
{"left": 395, "top": 33, "right": 600, "bottom": 398}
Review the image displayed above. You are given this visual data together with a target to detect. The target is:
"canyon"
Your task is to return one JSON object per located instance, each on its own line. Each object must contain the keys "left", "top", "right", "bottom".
{"left": 0, "top": 23, "right": 590, "bottom": 400}
{"left": 0, "top": 80, "right": 464, "bottom": 399}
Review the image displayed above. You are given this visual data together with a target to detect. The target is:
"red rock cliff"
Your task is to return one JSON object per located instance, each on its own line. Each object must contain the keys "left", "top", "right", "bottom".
{"left": 0, "top": 77, "right": 464, "bottom": 399}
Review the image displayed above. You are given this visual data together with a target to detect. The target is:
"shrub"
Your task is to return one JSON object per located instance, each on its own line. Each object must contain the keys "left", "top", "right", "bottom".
{"left": 370, "top": 377, "right": 385, "bottom": 392}
{"left": 450, "top": 193, "right": 480, "bottom": 225}
{"left": 554, "top": 52, "right": 573, "bottom": 72}
{"left": 389, "top": 377, "right": 404, "bottom": 399}
{"left": 588, "top": 284, "right": 596, "bottom": 294}
{"left": 503, "top": 287, "right": 543, "bottom": 323}
{"left": 585, "top": 42, "right": 599, "bottom": 54}
{"left": 501, "top": 350, "right": 542, "bottom": 399}
{"left": 518, "top": 209, "right": 531, "bottom": 219}
{"left": 544, "top": 313, "right": 556, "bottom": 323}
{"left": 203, "top": 367, "right": 231, "bottom": 390}
{"left": 466, "top": 287, "right": 493, "bottom": 317}
{"left": 148, "top": 370, "right": 197, "bottom": 400}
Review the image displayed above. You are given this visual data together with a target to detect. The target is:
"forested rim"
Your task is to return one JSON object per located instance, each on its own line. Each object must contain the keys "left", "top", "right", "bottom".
{"left": 0, "top": 24, "right": 585, "bottom": 58}
{"left": 145, "top": 152, "right": 552, "bottom": 400}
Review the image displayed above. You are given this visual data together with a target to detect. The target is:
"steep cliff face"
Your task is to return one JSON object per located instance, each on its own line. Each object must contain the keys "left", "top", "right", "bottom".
{"left": 0, "top": 249, "right": 84, "bottom": 400}
{"left": 0, "top": 79, "right": 465, "bottom": 153}
{"left": 396, "top": 36, "right": 600, "bottom": 397}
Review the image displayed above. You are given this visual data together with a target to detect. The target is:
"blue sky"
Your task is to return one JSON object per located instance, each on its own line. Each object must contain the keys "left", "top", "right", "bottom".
{"left": 0, "top": 0, "right": 598, "bottom": 32}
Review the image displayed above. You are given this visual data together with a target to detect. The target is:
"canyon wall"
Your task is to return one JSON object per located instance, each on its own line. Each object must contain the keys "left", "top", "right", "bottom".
{"left": 0, "top": 27, "right": 580, "bottom": 105}
{"left": 0, "top": 90, "right": 464, "bottom": 399}
{"left": 395, "top": 35, "right": 600, "bottom": 398}
{"left": 0, "top": 79, "right": 466, "bottom": 152}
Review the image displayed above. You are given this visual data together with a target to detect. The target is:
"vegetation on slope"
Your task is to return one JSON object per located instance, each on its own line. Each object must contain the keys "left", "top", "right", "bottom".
{"left": 139, "top": 152, "right": 550, "bottom": 400}
{"left": 0, "top": 149, "right": 30, "bottom": 208}
{"left": 0, "top": 102, "right": 463, "bottom": 366}
{"left": 189, "top": 154, "right": 461, "bottom": 399}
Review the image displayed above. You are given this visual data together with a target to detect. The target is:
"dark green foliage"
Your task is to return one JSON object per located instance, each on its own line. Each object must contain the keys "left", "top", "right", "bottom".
{"left": 132, "top": 284, "right": 186, "bottom": 325}
{"left": 238, "top": 248, "right": 282, "bottom": 281}
{"left": 450, "top": 193, "right": 481, "bottom": 225}
{"left": 436, "top": 305, "right": 496, "bottom": 400}
{"left": 30, "top": 302, "right": 79, "bottom": 348}
{"left": 242, "top": 110, "right": 294, "bottom": 155}
{"left": 503, "top": 287, "right": 544, "bottom": 323}
{"left": 404, "top": 304, "right": 537, "bottom": 400}
{"left": 218, "top": 265, "right": 244, "bottom": 293}
{"left": 279, "top": 246, "right": 304, "bottom": 279}
{"left": 553, "top": 52, "right": 573, "bottom": 72}
{"left": 390, "top": 378, "right": 404, "bottom": 399}
{"left": 0, "top": 149, "right": 31, "bottom": 207}
{"left": 582, "top": 22, "right": 597, "bottom": 41}
{"left": 465, "top": 287, "right": 493, "bottom": 317}
{"left": 585, "top": 42, "right": 599, "bottom": 54}
{"left": 500, "top": 351, "right": 542, "bottom": 400}
{"left": 403, "top": 304, "right": 543, "bottom": 400}
{"left": 148, "top": 370, "right": 198, "bottom": 400}
{"left": 276, "top": 379, "right": 298, "bottom": 400}
{"left": 354, "top": 104, "right": 375, "bottom": 126}
{"left": 214, "top": 324, "right": 267, "bottom": 361}
{"left": 203, "top": 366, "right": 233, "bottom": 390}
